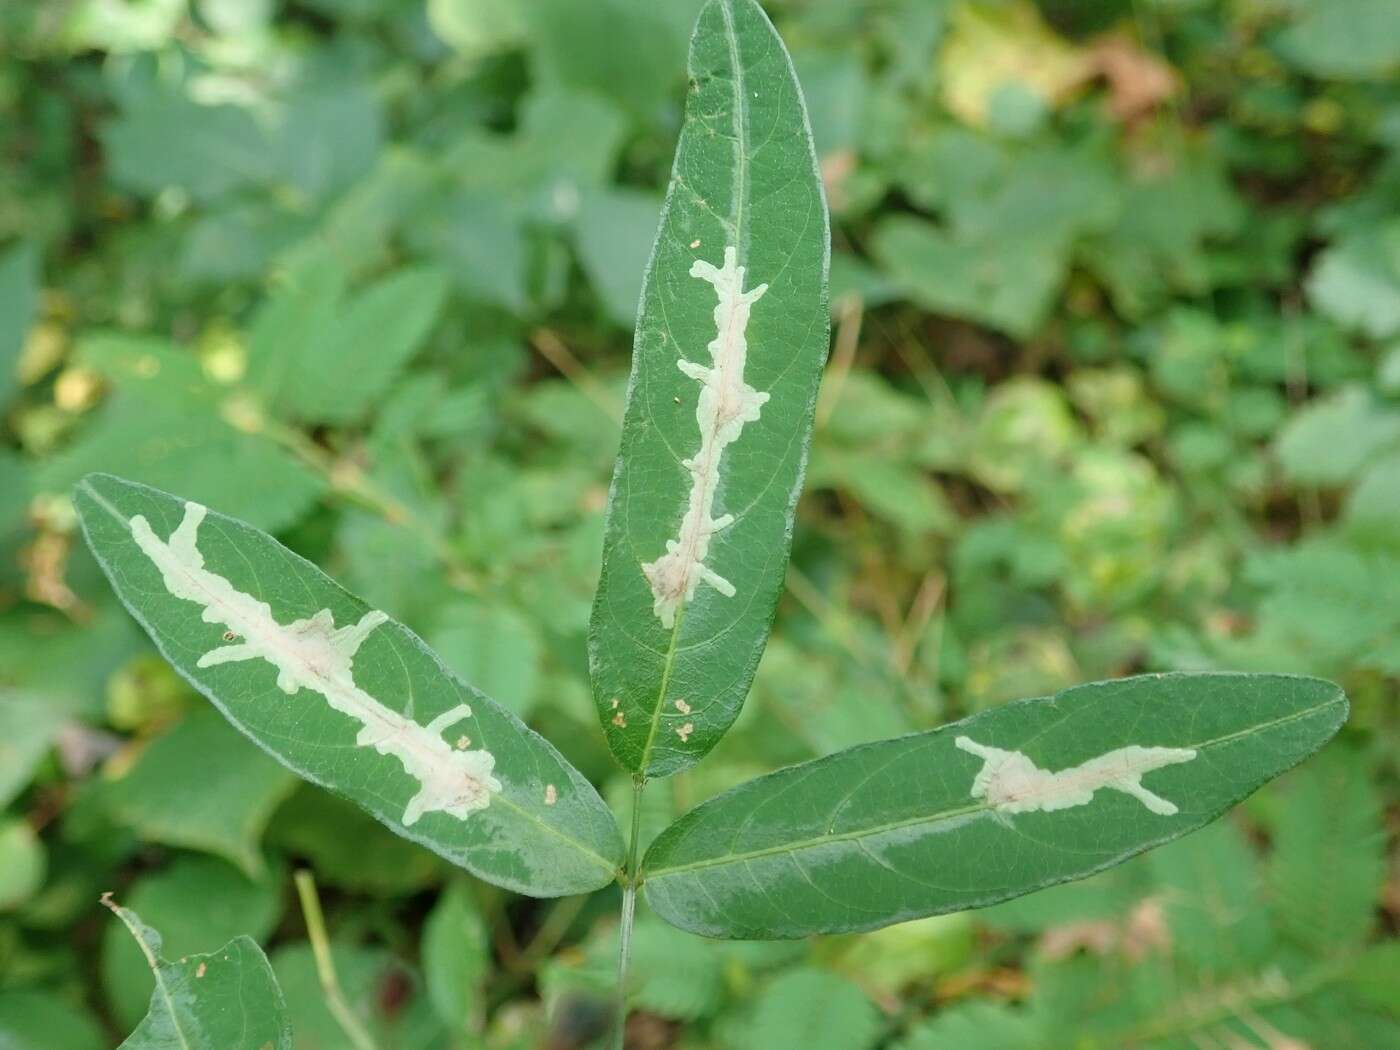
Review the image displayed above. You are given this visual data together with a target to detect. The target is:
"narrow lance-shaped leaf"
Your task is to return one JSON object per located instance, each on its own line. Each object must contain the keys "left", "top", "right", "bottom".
{"left": 104, "top": 896, "right": 291, "bottom": 1050}
{"left": 642, "top": 673, "right": 1347, "bottom": 939}
{"left": 589, "top": 0, "right": 830, "bottom": 776}
{"left": 75, "top": 474, "right": 623, "bottom": 897}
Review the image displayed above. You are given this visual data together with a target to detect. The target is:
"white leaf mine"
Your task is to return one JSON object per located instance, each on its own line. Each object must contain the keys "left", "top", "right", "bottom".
{"left": 131, "top": 501, "right": 502, "bottom": 826}
{"left": 643, "top": 246, "right": 769, "bottom": 628}
{"left": 955, "top": 735, "right": 1197, "bottom": 816}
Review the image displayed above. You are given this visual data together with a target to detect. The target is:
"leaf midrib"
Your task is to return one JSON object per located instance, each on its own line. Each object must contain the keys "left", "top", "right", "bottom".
{"left": 643, "top": 697, "right": 1343, "bottom": 879}
{"left": 110, "top": 906, "right": 195, "bottom": 1050}
{"left": 637, "top": 0, "right": 750, "bottom": 775}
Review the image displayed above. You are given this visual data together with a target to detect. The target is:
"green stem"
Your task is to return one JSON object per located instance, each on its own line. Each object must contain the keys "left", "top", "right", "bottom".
{"left": 613, "top": 776, "right": 646, "bottom": 1050}
{"left": 294, "top": 870, "right": 379, "bottom": 1050}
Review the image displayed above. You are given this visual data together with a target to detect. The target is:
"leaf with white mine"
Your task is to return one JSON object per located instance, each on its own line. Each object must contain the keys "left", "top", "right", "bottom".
{"left": 642, "top": 673, "right": 1347, "bottom": 939}
{"left": 75, "top": 473, "right": 623, "bottom": 897}
{"left": 589, "top": 0, "right": 830, "bottom": 777}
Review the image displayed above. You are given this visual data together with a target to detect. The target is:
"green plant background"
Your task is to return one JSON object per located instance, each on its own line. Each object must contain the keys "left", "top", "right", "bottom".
{"left": 1, "top": 1, "right": 1397, "bottom": 1047}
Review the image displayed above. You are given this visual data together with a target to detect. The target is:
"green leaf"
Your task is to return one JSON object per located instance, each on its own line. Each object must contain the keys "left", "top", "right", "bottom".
{"left": 0, "top": 691, "right": 67, "bottom": 808}
{"left": 1237, "top": 537, "right": 1400, "bottom": 676}
{"left": 427, "top": 0, "right": 528, "bottom": 59}
{"left": 741, "top": 969, "right": 881, "bottom": 1050}
{"left": 1346, "top": 451, "right": 1400, "bottom": 539}
{"left": 893, "top": 1002, "right": 1038, "bottom": 1050}
{"left": 589, "top": 0, "right": 831, "bottom": 776}
{"left": 0, "top": 240, "right": 38, "bottom": 407}
{"left": 624, "top": 919, "right": 727, "bottom": 1022}
{"left": 427, "top": 600, "right": 544, "bottom": 719}
{"left": 103, "top": 706, "right": 298, "bottom": 878}
{"left": 1347, "top": 942, "right": 1400, "bottom": 1019}
{"left": 103, "top": 92, "right": 265, "bottom": 203}
{"left": 642, "top": 673, "right": 1346, "bottom": 939}
{"left": 0, "top": 817, "right": 45, "bottom": 910}
{"left": 105, "top": 899, "right": 291, "bottom": 1050}
{"left": 1267, "top": 744, "right": 1384, "bottom": 951}
{"left": 573, "top": 187, "right": 663, "bottom": 326}
{"left": 103, "top": 73, "right": 381, "bottom": 204}
{"left": 266, "top": 787, "right": 447, "bottom": 894}
{"left": 0, "top": 991, "right": 106, "bottom": 1050}
{"left": 1080, "top": 154, "right": 1244, "bottom": 319}
{"left": 1274, "top": 0, "right": 1400, "bottom": 81}
{"left": 967, "top": 377, "right": 1081, "bottom": 493}
{"left": 408, "top": 91, "right": 627, "bottom": 313}
{"left": 808, "top": 451, "right": 956, "bottom": 537}
{"left": 0, "top": 451, "right": 30, "bottom": 558}
{"left": 872, "top": 215, "right": 1059, "bottom": 340}
{"left": 421, "top": 880, "right": 489, "bottom": 1032}
{"left": 1306, "top": 222, "right": 1400, "bottom": 340}
{"left": 1275, "top": 385, "right": 1400, "bottom": 487}
{"left": 880, "top": 140, "right": 1119, "bottom": 336}
{"left": 38, "top": 334, "right": 324, "bottom": 533}
{"left": 75, "top": 473, "right": 623, "bottom": 896}
{"left": 524, "top": 0, "right": 701, "bottom": 123}
{"left": 101, "top": 855, "right": 283, "bottom": 1030}
{"left": 248, "top": 262, "right": 449, "bottom": 425}
{"left": 1147, "top": 818, "right": 1273, "bottom": 975}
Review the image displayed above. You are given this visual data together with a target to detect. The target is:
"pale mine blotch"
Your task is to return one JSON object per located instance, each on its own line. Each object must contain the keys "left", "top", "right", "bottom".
{"left": 642, "top": 246, "right": 768, "bottom": 628}
{"left": 673, "top": 698, "right": 691, "bottom": 715}
{"left": 955, "top": 736, "right": 1197, "bottom": 816}
{"left": 130, "top": 502, "right": 502, "bottom": 826}
{"left": 676, "top": 722, "right": 694, "bottom": 742}
{"left": 544, "top": 784, "right": 558, "bottom": 806}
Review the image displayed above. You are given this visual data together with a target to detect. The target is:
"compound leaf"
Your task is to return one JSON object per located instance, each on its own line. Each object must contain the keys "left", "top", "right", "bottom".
{"left": 76, "top": 473, "right": 623, "bottom": 897}
{"left": 1268, "top": 743, "right": 1384, "bottom": 951}
{"left": 589, "top": 0, "right": 830, "bottom": 777}
{"left": 642, "top": 673, "right": 1346, "bottom": 938}
{"left": 742, "top": 969, "right": 881, "bottom": 1050}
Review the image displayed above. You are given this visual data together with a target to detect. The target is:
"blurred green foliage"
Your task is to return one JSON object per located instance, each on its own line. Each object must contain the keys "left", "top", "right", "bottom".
{"left": 0, "top": 0, "right": 1397, "bottom": 1047}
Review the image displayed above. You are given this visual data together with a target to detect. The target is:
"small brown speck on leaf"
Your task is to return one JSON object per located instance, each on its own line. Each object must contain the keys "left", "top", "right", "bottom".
{"left": 455, "top": 735, "right": 471, "bottom": 750}
{"left": 545, "top": 784, "right": 558, "bottom": 805}
{"left": 612, "top": 711, "right": 627, "bottom": 728}
{"left": 674, "top": 698, "right": 691, "bottom": 714}
{"left": 222, "top": 630, "right": 237, "bottom": 642}
{"left": 377, "top": 968, "right": 413, "bottom": 1016}
{"left": 195, "top": 962, "right": 207, "bottom": 978}
{"left": 676, "top": 722, "right": 694, "bottom": 742}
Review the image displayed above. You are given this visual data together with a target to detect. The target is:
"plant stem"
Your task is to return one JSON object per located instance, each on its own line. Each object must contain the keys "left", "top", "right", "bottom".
{"left": 613, "top": 776, "right": 645, "bottom": 1050}
{"left": 294, "top": 870, "right": 379, "bottom": 1050}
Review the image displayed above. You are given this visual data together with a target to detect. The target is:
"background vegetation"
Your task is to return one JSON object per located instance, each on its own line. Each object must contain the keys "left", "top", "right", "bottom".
{"left": 1, "top": 0, "right": 1398, "bottom": 1046}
